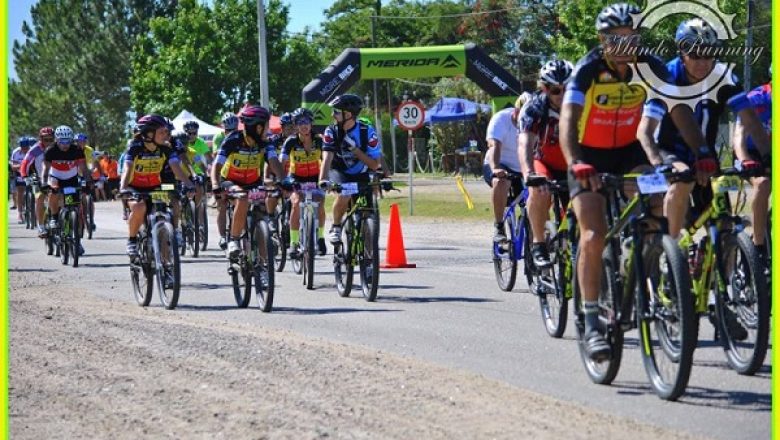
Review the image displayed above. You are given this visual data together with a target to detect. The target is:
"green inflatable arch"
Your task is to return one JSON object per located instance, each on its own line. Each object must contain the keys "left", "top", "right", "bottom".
{"left": 301, "top": 43, "right": 523, "bottom": 125}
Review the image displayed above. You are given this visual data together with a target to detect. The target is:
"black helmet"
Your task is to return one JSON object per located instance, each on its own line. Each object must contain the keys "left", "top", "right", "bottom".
{"left": 280, "top": 112, "right": 293, "bottom": 126}
{"left": 328, "top": 94, "right": 364, "bottom": 116}
{"left": 183, "top": 120, "right": 199, "bottom": 132}
{"left": 291, "top": 107, "right": 314, "bottom": 124}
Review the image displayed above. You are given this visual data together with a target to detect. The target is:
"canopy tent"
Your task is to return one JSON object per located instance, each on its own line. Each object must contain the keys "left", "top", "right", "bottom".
{"left": 391, "top": 97, "right": 492, "bottom": 126}
{"left": 171, "top": 110, "right": 222, "bottom": 140}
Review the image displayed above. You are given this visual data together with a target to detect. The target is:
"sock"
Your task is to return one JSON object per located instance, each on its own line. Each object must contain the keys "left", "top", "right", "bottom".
{"left": 128, "top": 236, "right": 137, "bottom": 243}
{"left": 495, "top": 221, "right": 504, "bottom": 230}
{"left": 290, "top": 229, "right": 299, "bottom": 245}
{"left": 754, "top": 244, "right": 767, "bottom": 260}
{"left": 317, "top": 227, "right": 324, "bottom": 238}
{"left": 583, "top": 301, "right": 600, "bottom": 333}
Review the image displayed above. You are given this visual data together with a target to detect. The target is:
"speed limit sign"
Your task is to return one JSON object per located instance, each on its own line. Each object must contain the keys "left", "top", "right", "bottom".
{"left": 395, "top": 101, "right": 426, "bottom": 131}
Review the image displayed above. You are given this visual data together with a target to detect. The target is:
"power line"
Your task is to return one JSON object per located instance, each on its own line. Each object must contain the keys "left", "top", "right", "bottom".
{"left": 370, "top": 6, "right": 527, "bottom": 20}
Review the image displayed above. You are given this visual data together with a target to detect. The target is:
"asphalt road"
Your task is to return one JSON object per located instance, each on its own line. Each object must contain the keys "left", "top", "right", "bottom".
{"left": 8, "top": 198, "right": 771, "bottom": 440}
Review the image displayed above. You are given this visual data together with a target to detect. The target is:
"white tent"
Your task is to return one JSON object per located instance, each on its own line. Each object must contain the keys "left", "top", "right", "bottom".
{"left": 171, "top": 110, "right": 221, "bottom": 142}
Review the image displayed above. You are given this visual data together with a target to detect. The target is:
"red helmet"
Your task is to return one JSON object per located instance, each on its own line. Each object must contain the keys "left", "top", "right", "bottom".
{"left": 135, "top": 114, "right": 168, "bottom": 136}
{"left": 239, "top": 104, "right": 270, "bottom": 126}
{"left": 39, "top": 126, "right": 54, "bottom": 139}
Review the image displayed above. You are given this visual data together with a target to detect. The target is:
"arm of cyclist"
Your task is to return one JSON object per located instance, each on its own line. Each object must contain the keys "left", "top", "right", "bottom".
{"left": 318, "top": 151, "right": 334, "bottom": 188}
{"left": 266, "top": 156, "right": 285, "bottom": 182}
{"left": 344, "top": 136, "right": 380, "bottom": 171}
{"left": 486, "top": 138, "right": 505, "bottom": 179}
{"left": 559, "top": 102, "right": 600, "bottom": 191}
{"left": 732, "top": 117, "right": 754, "bottom": 165}
{"left": 667, "top": 106, "right": 715, "bottom": 186}
{"left": 517, "top": 131, "right": 537, "bottom": 177}
{"left": 41, "top": 161, "right": 52, "bottom": 188}
{"left": 734, "top": 107, "right": 771, "bottom": 163}
{"left": 636, "top": 116, "right": 665, "bottom": 168}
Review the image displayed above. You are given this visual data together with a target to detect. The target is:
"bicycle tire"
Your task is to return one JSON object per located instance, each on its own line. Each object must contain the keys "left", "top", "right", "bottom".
{"left": 335, "top": 216, "right": 354, "bottom": 297}
{"left": 360, "top": 215, "right": 380, "bottom": 301}
{"left": 493, "top": 212, "right": 518, "bottom": 292}
{"left": 86, "top": 195, "right": 94, "bottom": 240}
{"left": 46, "top": 230, "right": 54, "bottom": 255}
{"left": 71, "top": 209, "right": 80, "bottom": 268}
{"left": 155, "top": 222, "right": 181, "bottom": 309}
{"left": 635, "top": 235, "right": 695, "bottom": 401}
{"left": 304, "top": 209, "right": 315, "bottom": 290}
{"left": 540, "top": 226, "right": 569, "bottom": 338}
{"left": 59, "top": 211, "right": 69, "bottom": 266}
{"left": 254, "top": 220, "right": 275, "bottom": 312}
{"left": 573, "top": 243, "right": 624, "bottom": 385}
{"left": 179, "top": 201, "right": 188, "bottom": 257}
{"left": 273, "top": 214, "right": 287, "bottom": 273}
{"left": 199, "top": 202, "right": 208, "bottom": 251}
{"left": 192, "top": 200, "right": 200, "bottom": 258}
{"left": 231, "top": 234, "right": 252, "bottom": 308}
{"left": 130, "top": 230, "right": 154, "bottom": 307}
{"left": 715, "top": 232, "right": 769, "bottom": 375}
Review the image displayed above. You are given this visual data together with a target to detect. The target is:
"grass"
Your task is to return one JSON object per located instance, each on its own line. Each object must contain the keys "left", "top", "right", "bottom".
{"left": 325, "top": 189, "right": 492, "bottom": 221}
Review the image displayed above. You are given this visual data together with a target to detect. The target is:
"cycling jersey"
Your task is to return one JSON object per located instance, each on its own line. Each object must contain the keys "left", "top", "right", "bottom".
{"left": 740, "top": 82, "right": 771, "bottom": 152}
{"left": 212, "top": 131, "right": 227, "bottom": 154}
{"left": 81, "top": 145, "right": 94, "bottom": 167}
{"left": 644, "top": 57, "right": 749, "bottom": 163}
{"left": 187, "top": 137, "right": 211, "bottom": 174}
{"left": 520, "top": 93, "right": 566, "bottom": 171}
{"left": 484, "top": 108, "right": 522, "bottom": 172}
{"left": 281, "top": 135, "right": 322, "bottom": 179}
{"left": 564, "top": 47, "right": 671, "bottom": 149}
{"left": 181, "top": 147, "right": 207, "bottom": 178}
{"left": 11, "top": 147, "right": 29, "bottom": 183}
{"left": 161, "top": 138, "right": 188, "bottom": 183}
{"left": 215, "top": 131, "right": 277, "bottom": 185}
{"left": 322, "top": 121, "right": 381, "bottom": 175}
{"left": 124, "top": 140, "right": 180, "bottom": 189}
{"left": 21, "top": 142, "right": 46, "bottom": 181}
{"left": 44, "top": 144, "right": 85, "bottom": 181}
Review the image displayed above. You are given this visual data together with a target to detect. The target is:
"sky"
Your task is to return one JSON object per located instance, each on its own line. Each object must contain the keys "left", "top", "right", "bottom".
{"left": 7, "top": 0, "right": 335, "bottom": 80}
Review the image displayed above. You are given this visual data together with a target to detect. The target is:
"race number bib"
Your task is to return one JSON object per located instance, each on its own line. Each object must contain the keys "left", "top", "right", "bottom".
{"left": 636, "top": 173, "right": 669, "bottom": 195}
{"left": 340, "top": 182, "right": 359, "bottom": 196}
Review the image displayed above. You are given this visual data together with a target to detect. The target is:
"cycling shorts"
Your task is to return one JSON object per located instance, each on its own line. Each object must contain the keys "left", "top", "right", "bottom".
{"left": 568, "top": 141, "right": 649, "bottom": 199}
{"left": 328, "top": 169, "right": 370, "bottom": 185}
{"left": 482, "top": 163, "right": 523, "bottom": 199}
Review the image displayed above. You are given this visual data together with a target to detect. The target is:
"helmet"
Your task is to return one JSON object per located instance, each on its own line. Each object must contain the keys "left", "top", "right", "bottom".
{"left": 221, "top": 112, "right": 238, "bottom": 130}
{"left": 183, "top": 120, "right": 199, "bottom": 131}
{"left": 291, "top": 107, "right": 314, "bottom": 124}
{"left": 17, "top": 137, "right": 26, "bottom": 147}
{"left": 54, "top": 125, "right": 74, "bottom": 143}
{"left": 238, "top": 104, "right": 270, "bottom": 126}
{"left": 75, "top": 132, "right": 87, "bottom": 142}
{"left": 675, "top": 18, "right": 721, "bottom": 50}
{"left": 135, "top": 114, "right": 168, "bottom": 136}
{"left": 539, "top": 60, "right": 574, "bottom": 85}
{"left": 328, "top": 94, "right": 364, "bottom": 115}
{"left": 596, "top": 3, "right": 640, "bottom": 32}
{"left": 280, "top": 112, "right": 293, "bottom": 126}
{"left": 165, "top": 118, "right": 175, "bottom": 132}
{"left": 39, "top": 126, "right": 54, "bottom": 139}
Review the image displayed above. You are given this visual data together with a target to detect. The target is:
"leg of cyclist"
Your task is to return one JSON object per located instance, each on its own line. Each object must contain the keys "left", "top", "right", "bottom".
{"left": 14, "top": 179, "right": 25, "bottom": 223}
{"left": 126, "top": 199, "right": 146, "bottom": 257}
{"left": 47, "top": 180, "right": 63, "bottom": 229}
{"left": 482, "top": 163, "right": 510, "bottom": 242}
{"left": 527, "top": 161, "right": 556, "bottom": 267}
{"left": 317, "top": 200, "right": 327, "bottom": 255}
{"left": 750, "top": 175, "right": 770, "bottom": 258}
{"left": 329, "top": 195, "right": 350, "bottom": 244}
{"left": 36, "top": 189, "right": 47, "bottom": 237}
{"left": 227, "top": 196, "right": 249, "bottom": 258}
{"left": 216, "top": 193, "right": 228, "bottom": 250}
{"left": 289, "top": 190, "right": 301, "bottom": 258}
{"left": 265, "top": 192, "right": 279, "bottom": 233}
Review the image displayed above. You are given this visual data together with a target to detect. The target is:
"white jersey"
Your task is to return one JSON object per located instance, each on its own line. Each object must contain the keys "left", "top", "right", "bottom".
{"left": 484, "top": 107, "right": 521, "bottom": 172}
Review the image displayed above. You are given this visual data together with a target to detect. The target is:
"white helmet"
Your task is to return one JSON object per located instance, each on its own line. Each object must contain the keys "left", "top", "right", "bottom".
{"left": 54, "top": 125, "right": 73, "bottom": 143}
{"left": 675, "top": 18, "right": 721, "bottom": 50}
{"left": 539, "top": 60, "right": 574, "bottom": 85}
{"left": 596, "top": 3, "right": 640, "bottom": 32}
{"left": 221, "top": 112, "right": 239, "bottom": 130}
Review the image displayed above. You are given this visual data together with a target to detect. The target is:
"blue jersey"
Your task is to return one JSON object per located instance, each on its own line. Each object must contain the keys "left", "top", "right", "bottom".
{"left": 322, "top": 121, "right": 381, "bottom": 175}
{"left": 738, "top": 83, "right": 771, "bottom": 152}
{"left": 643, "top": 57, "right": 750, "bottom": 162}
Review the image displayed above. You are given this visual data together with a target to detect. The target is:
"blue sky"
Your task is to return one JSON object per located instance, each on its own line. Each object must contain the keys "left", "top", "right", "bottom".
{"left": 7, "top": 0, "right": 335, "bottom": 79}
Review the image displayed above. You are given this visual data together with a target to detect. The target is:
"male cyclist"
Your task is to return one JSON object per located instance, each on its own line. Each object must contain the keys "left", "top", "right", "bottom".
{"left": 21, "top": 127, "right": 56, "bottom": 237}
{"left": 75, "top": 133, "right": 98, "bottom": 231}
{"left": 281, "top": 107, "right": 327, "bottom": 257}
{"left": 10, "top": 136, "right": 34, "bottom": 224}
{"left": 211, "top": 104, "right": 284, "bottom": 258}
{"left": 559, "top": 3, "right": 710, "bottom": 361}
{"left": 518, "top": 60, "right": 574, "bottom": 267}
{"left": 318, "top": 94, "right": 382, "bottom": 243}
{"left": 213, "top": 112, "right": 240, "bottom": 250}
{"left": 264, "top": 111, "right": 296, "bottom": 229}
{"left": 121, "top": 114, "right": 193, "bottom": 257}
{"left": 41, "top": 126, "right": 92, "bottom": 255}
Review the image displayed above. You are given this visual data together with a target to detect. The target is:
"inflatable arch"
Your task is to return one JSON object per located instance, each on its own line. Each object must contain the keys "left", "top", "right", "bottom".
{"left": 301, "top": 43, "right": 523, "bottom": 125}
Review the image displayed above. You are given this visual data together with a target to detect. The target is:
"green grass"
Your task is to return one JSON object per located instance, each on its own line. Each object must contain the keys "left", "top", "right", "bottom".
{"left": 323, "top": 191, "right": 492, "bottom": 220}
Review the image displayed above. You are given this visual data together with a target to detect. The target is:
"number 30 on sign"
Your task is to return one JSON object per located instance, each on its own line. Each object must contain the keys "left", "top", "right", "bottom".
{"left": 395, "top": 101, "right": 426, "bottom": 131}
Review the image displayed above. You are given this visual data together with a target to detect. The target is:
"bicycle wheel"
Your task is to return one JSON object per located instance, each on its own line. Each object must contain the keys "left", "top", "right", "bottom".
{"left": 573, "top": 244, "right": 624, "bottom": 385}
{"left": 45, "top": 228, "right": 54, "bottom": 255}
{"left": 304, "top": 209, "right": 316, "bottom": 290}
{"left": 253, "top": 220, "right": 275, "bottom": 312}
{"left": 70, "top": 209, "right": 80, "bottom": 268}
{"left": 360, "top": 215, "right": 380, "bottom": 301}
{"left": 154, "top": 222, "right": 181, "bottom": 309}
{"left": 715, "top": 232, "right": 769, "bottom": 375}
{"left": 24, "top": 190, "right": 34, "bottom": 229}
{"left": 59, "top": 212, "right": 70, "bottom": 266}
{"left": 493, "top": 214, "right": 518, "bottom": 291}
{"left": 130, "top": 230, "right": 154, "bottom": 306}
{"left": 273, "top": 215, "right": 287, "bottom": 273}
{"left": 335, "top": 216, "right": 354, "bottom": 297}
{"left": 179, "top": 202, "right": 188, "bottom": 257}
{"left": 230, "top": 234, "right": 252, "bottom": 308}
{"left": 539, "top": 223, "right": 569, "bottom": 338}
{"left": 191, "top": 200, "right": 200, "bottom": 257}
{"left": 635, "top": 234, "right": 695, "bottom": 401}
{"left": 198, "top": 201, "right": 208, "bottom": 251}
{"left": 85, "top": 195, "right": 94, "bottom": 240}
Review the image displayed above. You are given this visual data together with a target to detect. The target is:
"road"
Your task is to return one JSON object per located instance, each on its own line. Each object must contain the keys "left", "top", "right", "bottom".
{"left": 9, "top": 192, "right": 771, "bottom": 439}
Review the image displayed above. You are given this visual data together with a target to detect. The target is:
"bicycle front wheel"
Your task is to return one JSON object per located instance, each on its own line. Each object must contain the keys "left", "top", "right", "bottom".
{"left": 198, "top": 201, "right": 208, "bottom": 251}
{"left": 304, "top": 209, "right": 316, "bottom": 290}
{"left": 130, "top": 231, "right": 154, "bottom": 306}
{"left": 86, "top": 195, "right": 94, "bottom": 240}
{"left": 70, "top": 209, "right": 80, "bottom": 268}
{"left": 59, "top": 212, "right": 70, "bottom": 266}
{"left": 360, "top": 215, "right": 380, "bottom": 301}
{"left": 154, "top": 222, "right": 181, "bottom": 309}
{"left": 253, "top": 220, "right": 275, "bottom": 312}
{"left": 539, "top": 225, "right": 569, "bottom": 338}
{"left": 191, "top": 200, "right": 200, "bottom": 258}
{"left": 635, "top": 234, "right": 695, "bottom": 401}
{"left": 335, "top": 217, "right": 354, "bottom": 297}
{"left": 715, "top": 232, "right": 770, "bottom": 375}
{"left": 231, "top": 234, "right": 252, "bottom": 308}
{"left": 493, "top": 219, "right": 518, "bottom": 292}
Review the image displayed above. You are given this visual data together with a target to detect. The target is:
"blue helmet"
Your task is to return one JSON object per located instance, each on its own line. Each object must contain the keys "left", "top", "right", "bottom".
{"left": 75, "top": 132, "right": 88, "bottom": 142}
{"left": 280, "top": 112, "right": 293, "bottom": 126}
{"left": 675, "top": 18, "right": 721, "bottom": 50}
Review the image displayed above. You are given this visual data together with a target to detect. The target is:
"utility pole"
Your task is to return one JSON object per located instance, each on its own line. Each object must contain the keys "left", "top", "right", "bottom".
{"left": 257, "top": 0, "right": 270, "bottom": 107}
{"left": 371, "top": 1, "right": 382, "bottom": 163}
{"left": 743, "top": 0, "right": 754, "bottom": 90}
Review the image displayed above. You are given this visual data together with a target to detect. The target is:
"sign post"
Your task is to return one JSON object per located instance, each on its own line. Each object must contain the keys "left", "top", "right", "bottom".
{"left": 395, "top": 100, "right": 425, "bottom": 216}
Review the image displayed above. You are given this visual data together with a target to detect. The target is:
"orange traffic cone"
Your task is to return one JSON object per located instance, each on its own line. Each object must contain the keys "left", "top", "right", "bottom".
{"left": 381, "top": 203, "right": 416, "bottom": 269}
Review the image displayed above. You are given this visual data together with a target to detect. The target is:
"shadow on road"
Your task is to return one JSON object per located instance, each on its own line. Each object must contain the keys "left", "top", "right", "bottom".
{"left": 174, "top": 304, "right": 240, "bottom": 312}
{"left": 273, "top": 306, "right": 401, "bottom": 315}
{"left": 379, "top": 284, "right": 432, "bottom": 290}
{"left": 82, "top": 263, "right": 129, "bottom": 268}
{"left": 10, "top": 267, "right": 56, "bottom": 273}
{"left": 182, "top": 282, "right": 234, "bottom": 290}
{"left": 612, "top": 380, "right": 771, "bottom": 411}
{"left": 379, "top": 295, "right": 498, "bottom": 304}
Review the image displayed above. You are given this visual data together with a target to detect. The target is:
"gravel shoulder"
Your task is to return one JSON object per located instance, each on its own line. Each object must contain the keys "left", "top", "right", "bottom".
{"left": 10, "top": 269, "right": 705, "bottom": 439}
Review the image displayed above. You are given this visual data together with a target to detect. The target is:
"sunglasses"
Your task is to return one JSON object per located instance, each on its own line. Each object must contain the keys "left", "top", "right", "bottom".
{"left": 683, "top": 52, "right": 715, "bottom": 61}
{"left": 295, "top": 118, "right": 313, "bottom": 125}
{"left": 186, "top": 130, "right": 198, "bottom": 135}
{"left": 546, "top": 86, "right": 564, "bottom": 96}
{"left": 56, "top": 139, "right": 71, "bottom": 145}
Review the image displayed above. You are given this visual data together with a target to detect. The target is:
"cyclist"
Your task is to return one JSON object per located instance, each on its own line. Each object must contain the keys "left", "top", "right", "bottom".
{"left": 75, "top": 133, "right": 98, "bottom": 231}
{"left": 211, "top": 104, "right": 284, "bottom": 258}
{"left": 281, "top": 107, "right": 327, "bottom": 257}
{"left": 120, "top": 114, "right": 193, "bottom": 257}
{"left": 213, "top": 112, "right": 240, "bottom": 249}
{"left": 638, "top": 18, "right": 771, "bottom": 241}
{"left": 213, "top": 112, "right": 239, "bottom": 153}
{"left": 182, "top": 121, "right": 211, "bottom": 207}
{"left": 483, "top": 97, "right": 526, "bottom": 242}
{"left": 21, "top": 127, "right": 56, "bottom": 237}
{"left": 264, "top": 111, "right": 296, "bottom": 230}
{"left": 734, "top": 65, "right": 772, "bottom": 262}
{"left": 11, "top": 136, "right": 34, "bottom": 224}
{"left": 318, "top": 94, "right": 382, "bottom": 243}
{"left": 518, "top": 60, "right": 574, "bottom": 268}
{"left": 559, "top": 3, "right": 710, "bottom": 361}
{"left": 41, "top": 126, "right": 92, "bottom": 255}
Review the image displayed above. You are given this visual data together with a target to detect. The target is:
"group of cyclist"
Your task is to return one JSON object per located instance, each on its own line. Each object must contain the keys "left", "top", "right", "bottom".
{"left": 484, "top": 3, "right": 772, "bottom": 362}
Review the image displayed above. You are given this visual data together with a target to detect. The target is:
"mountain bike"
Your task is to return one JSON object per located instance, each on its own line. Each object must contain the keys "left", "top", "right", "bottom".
{"left": 290, "top": 181, "right": 324, "bottom": 290}
{"left": 83, "top": 181, "right": 95, "bottom": 240}
{"left": 572, "top": 171, "right": 695, "bottom": 401}
{"left": 196, "top": 175, "right": 209, "bottom": 252}
{"left": 679, "top": 168, "right": 769, "bottom": 375}
{"left": 56, "top": 185, "right": 83, "bottom": 268}
{"left": 225, "top": 183, "right": 275, "bottom": 312}
{"left": 23, "top": 177, "right": 37, "bottom": 230}
{"left": 123, "top": 184, "right": 182, "bottom": 309}
{"left": 179, "top": 185, "right": 200, "bottom": 257}
{"left": 270, "top": 185, "right": 289, "bottom": 273}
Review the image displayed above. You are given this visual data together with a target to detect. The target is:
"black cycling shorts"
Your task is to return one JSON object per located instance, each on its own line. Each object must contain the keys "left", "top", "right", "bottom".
{"left": 482, "top": 163, "right": 523, "bottom": 199}
{"left": 568, "top": 141, "right": 649, "bottom": 199}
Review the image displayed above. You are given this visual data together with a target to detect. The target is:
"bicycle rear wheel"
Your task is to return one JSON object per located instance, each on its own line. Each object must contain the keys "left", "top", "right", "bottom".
{"left": 635, "top": 235, "right": 695, "bottom": 401}
{"left": 360, "top": 215, "right": 380, "bottom": 301}
{"left": 130, "top": 231, "right": 154, "bottom": 306}
{"left": 539, "top": 225, "right": 569, "bottom": 338}
{"left": 70, "top": 209, "right": 80, "bottom": 268}
{"left": 198, "top": 201, "right": 208, "bottom": 251}
{"left": 155, "top": 222, "right": 181, "bottom": 309}
{"left": 253, "top": 220, "right": 275, "bottom": 312}
{"left": 573, "top": 244, "right": 624, "bottom": 385}
{"left": 273, "top": 216, "right": 287, "bottom": 273}
{"left": 230, "top": 234, "right": 252, "bottom": 308}
{"left": 335, "top": 217, "right": 354, "bottom": 297}
{"left": 304, "top": 209, "right": 316, "bottom": 290}
{"left": 85, "top": 195, "right": 94, "bottom": 240}
{"left": 715, "top": 232, "right": 769, "bottom": 375}
{"left": 192, "top": 200, "right": 200, "bottom": 258}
